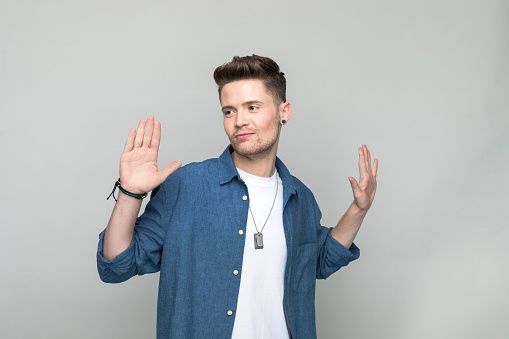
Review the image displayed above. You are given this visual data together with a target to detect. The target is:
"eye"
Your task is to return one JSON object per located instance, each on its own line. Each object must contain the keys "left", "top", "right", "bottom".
{"left": 249, "top": 105, "right": 258, "bottom": 111}
{"left": 223, "top": 110, "right": 235, "bottom": 116}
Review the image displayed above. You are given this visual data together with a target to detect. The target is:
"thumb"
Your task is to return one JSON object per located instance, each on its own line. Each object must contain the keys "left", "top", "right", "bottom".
{"left": 159, "top": 161, "right": 182, "bottom": 181}
{"left": 348, "top": 176, "right": 361, "bottom": 195}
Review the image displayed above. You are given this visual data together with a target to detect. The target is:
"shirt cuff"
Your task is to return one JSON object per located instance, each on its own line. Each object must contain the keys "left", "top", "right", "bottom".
{"left": 324, "top": 230, "right": 360, "bottom": 266}
{"left": 96, "top": 229, "right": 136, "bottom": 275}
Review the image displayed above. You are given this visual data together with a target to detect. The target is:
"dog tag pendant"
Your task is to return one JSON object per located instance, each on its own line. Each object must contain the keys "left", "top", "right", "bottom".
{"left": 254, "top": 232, "right": 264, "bottom": 249}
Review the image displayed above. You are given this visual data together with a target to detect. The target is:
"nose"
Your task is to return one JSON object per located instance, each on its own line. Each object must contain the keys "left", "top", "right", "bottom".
{"left": 235, "top": 109, "right": 249, "bottom": 128}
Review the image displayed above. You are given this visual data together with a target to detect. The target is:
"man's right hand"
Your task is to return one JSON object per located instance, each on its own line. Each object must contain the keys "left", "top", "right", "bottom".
{"left": 119, "top": 116, "right": 181, "bottom": 194}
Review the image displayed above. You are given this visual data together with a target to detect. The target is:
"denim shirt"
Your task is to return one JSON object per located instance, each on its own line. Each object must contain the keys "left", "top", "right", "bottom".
{"left": 97, "top": 146, "right": 360, "bottom": 339}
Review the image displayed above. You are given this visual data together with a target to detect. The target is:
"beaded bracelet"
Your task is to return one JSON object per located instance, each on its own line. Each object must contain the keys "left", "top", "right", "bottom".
{"left": 107, "top": 178, "right": 148, "bottom": 202}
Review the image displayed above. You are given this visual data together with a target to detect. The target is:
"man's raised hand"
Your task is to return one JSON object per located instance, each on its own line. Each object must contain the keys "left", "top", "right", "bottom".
{"left": 348, "top": 145, "right": 378, "bottom": 212}
{"left": 119, "top": 116, "right": 181, "bottom": 194}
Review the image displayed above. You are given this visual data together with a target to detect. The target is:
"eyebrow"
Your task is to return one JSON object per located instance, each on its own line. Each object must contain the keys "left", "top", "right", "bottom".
{"left": 221, "top": 100, "right": 265, "bottom": 111}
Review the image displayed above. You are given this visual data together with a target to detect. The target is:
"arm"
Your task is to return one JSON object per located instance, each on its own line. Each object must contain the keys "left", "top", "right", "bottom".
{"left": 330, "top": 144, "right": 378, "bottom": 249}
{"left": 102, "top": 116, "right": 181, "bottom": 261}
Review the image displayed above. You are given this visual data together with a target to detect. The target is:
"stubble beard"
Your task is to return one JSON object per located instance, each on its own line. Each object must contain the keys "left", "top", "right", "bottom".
{"left": 230, "top": 120, "right": 281, "bottom": 161}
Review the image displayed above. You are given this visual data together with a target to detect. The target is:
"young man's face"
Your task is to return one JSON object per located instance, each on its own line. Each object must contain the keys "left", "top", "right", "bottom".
{"left": 221, "top": 79, "right": 286, "bottom": 161}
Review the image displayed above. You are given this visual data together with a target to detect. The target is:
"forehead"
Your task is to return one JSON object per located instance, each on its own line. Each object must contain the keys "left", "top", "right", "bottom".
{"left": 220, "top": 79, "right": 273, "bottom": 104}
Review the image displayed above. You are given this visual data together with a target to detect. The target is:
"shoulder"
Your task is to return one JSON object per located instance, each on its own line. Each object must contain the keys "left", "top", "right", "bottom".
{"left": 290, "top": 175, "right": 316, "bottom": 201}
{"left": 161, "top": 156, "right": 219, "bottom": 188}
{"left": 290, "top": 175, "right": 311, "bottom": 192}
{"left": 181, "top": 157, "right": 218, "bottom": 173}
{"left": 285, "top": 173, "right": 322, "bottom": 221}
{"left": 276, "top": 157, "right": 313, "bottom": 196}
{"left": 180, "top": 156, "right": 219, "bottom": 177}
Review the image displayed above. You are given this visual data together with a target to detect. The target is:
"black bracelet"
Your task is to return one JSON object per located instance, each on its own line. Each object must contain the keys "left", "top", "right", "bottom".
{"left": 107, "top": 178, "right": 148, "bottom": 202}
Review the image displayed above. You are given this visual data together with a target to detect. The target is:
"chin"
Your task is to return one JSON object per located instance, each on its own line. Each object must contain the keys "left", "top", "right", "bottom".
{"left": 231, "top": 142, "right": 256, "bottom": 156}
{"left": 230, "top": 140, "right": 275, "bottom": 158}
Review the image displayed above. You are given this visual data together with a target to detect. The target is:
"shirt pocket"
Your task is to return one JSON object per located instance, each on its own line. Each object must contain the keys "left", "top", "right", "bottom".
{"left": 292, "top": 243, "right": 317, "bottom": 293}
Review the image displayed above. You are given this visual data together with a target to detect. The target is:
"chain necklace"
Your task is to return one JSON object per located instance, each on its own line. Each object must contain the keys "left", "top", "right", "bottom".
{"left": 249, "top": 172, "right": 279, "bottom": 249}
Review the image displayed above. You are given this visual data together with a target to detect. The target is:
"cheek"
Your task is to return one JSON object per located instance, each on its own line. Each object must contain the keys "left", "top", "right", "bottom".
{"left": 223, "top": 119, "right": 232, "bottom": 134}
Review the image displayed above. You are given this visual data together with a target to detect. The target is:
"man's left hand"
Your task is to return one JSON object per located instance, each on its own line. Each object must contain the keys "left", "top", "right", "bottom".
{"left": 348, "top": 144, "right": 378, "bottom": 212}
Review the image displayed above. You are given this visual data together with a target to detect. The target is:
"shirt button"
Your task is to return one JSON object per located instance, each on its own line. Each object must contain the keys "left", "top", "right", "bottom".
{"left": 242, "top": 195, "right": 247, "bottom": 201}
{"left": 227, "top": 310, "right": 233, "bottom": 316}
{"left": 238, "top": 230, "right": 244, "bottom": 235}
{"left": 233, "top": 270, "right": 239, "bottom": 275}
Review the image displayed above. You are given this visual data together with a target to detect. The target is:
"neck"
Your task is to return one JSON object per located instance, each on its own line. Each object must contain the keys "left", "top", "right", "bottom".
{"left": 231, "top": 149, "right": 277, "bottom": 178}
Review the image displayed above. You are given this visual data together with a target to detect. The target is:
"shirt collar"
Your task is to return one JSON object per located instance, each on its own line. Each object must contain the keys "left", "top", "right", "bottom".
{"left": 217, "top": 145, "right": 297, "bottom": 196}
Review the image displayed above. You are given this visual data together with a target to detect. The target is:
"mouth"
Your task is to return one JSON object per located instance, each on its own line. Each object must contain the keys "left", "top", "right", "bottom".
{"left": 235, "top": 132, "right": 255, "bottom": 140}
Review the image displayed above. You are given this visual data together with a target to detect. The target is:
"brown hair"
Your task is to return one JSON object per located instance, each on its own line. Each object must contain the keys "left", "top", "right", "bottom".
{"left": 213, "top": 55, "right": 286, "bottom": 104}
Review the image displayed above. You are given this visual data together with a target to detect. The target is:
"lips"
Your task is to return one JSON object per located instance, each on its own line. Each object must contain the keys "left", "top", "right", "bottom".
{"left": 235, "top": 132, "right": 255, "bottom": 140}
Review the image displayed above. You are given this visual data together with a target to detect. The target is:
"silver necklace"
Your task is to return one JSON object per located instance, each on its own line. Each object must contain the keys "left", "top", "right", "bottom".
{"left": 249, "top": 172, "right": 279, "bottom": 249}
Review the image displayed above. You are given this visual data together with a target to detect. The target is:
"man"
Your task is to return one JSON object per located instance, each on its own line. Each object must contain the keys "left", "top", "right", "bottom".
{"left": 97, "top": 55, "right": 378, "bottom": 338}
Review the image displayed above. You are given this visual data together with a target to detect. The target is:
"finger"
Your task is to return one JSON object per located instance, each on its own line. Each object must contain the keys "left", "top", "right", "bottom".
{"left": 362, "top": 144, "right": 370, "bottom": 173}
{"left": 358, "top": 146, "right": 367, "bottom": 177}
{"left": 151, "top": 120, "right": 162, "bottom": 152}
{"left": 143, "top": 116, "right": 155, "bottom": 148}
{"left": 160, "top": 161, "right": 182, "bottom": 181}
{"left": 123, "top": 128, "right": 136, "bottom": 153}
{"left": 349, "top": 176, "right": 361, "bottom": 195}
{"left": 134, "top": 119, "right": 146, "bottom": 148}
{"left": 372, "top": 158, "right": 378, "bottom": 178}
{"left": 366, "top": 146, "right": 372, "bottom": 172}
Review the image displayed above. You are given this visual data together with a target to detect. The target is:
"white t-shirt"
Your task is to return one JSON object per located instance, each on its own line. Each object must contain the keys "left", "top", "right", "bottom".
{"left": 231, "top": 168, "right": 289, "bottom": 339}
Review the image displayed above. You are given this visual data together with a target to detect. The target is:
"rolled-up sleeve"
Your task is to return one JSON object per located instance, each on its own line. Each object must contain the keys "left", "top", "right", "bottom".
{"left": 97, "top": 172, "right": 181, "bottom": 283}
{"left": 97, "top": 230, "right": 138, "bottom": 283}
{"left": 316, "top": 228, "right": 360, "bottom": 280}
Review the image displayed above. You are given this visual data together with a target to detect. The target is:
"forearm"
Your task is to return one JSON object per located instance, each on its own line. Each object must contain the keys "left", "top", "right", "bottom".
{"left": 330, "top": 202, "right": 367, "bottom": 250}
{"left": 102, "top": 192, "right": 143, "bottom": 261}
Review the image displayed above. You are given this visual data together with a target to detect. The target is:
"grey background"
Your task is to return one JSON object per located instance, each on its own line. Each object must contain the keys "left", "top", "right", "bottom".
{"left": 1, "top": 0, "right": 508, "bottom": 338}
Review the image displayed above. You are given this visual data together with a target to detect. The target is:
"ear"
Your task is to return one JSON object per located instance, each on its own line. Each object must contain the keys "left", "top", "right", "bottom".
{"left": 279, "top": 101, "right": 292, "bottom": 124}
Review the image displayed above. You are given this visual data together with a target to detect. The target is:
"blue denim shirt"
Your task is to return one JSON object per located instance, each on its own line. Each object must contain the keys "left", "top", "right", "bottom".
{"left": 97, "top": 146, "right": 360, "bottom": 339}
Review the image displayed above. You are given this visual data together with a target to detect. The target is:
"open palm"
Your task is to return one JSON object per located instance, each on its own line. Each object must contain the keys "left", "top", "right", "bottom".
{"left": 119, "top": 116, "right": 181, "bottom": 194}
{"left": 348, "top": 144, "right": 378, "bottom": 212}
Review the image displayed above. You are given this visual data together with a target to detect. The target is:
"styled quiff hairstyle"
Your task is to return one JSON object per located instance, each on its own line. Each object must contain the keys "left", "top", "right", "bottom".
{"left": 213, "top": 55, "right": 286, "bottom": 105}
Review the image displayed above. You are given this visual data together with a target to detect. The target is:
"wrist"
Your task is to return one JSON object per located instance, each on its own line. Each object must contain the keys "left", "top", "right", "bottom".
{"left": 107, "top": 178, "right": 148, "bottom": 202}
{"left": 117, "top": 180, "right": 145, "bottom": 195}
{"left": 349, "top": 201, "right": 368, "bottom": 217}
{"left": 118, "top": 181, "right": 147, "bottom": 199}
{"left": 116, "top": 189, "right": 145, "bottom": 203}
{"left": 118, "top": 187, "right": 147, "bottom": 199}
